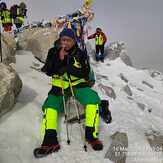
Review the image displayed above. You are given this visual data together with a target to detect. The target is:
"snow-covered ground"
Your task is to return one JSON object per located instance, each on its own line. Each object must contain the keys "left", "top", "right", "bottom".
{"left": 0, "top": 50, "right": 163, "bottom": 163}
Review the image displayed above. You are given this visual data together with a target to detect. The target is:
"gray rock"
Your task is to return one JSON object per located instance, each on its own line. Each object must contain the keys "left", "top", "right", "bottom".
{"left": 103, "top": 42, "right": 133, "bottom": 67}
{"left": 119, "top": 73, "right": 128, "bottom": 83}
{"left": 1, "top": 34, "right": 17, "bottom": 64}
{"left": 106, "top": 63, "right": 111, "bottom": 66}
{"left": 106, "top": 48, "right": 120, "bottom": 60}
{"left": 136, "top": 88, "right": 144, "bottom": 92}
{"left": 98, "top": 84, "right": 116, "bottom": 99}
{"left": 16, "top": 28, "right": 38, "bottom": 50}
{"left": 0, "top": 63, "right": 22, "bottom": 116}
{"left": 142, "top": 81, "right": 154, "bottom": 89}
{"left": 146, "top": 133, "right": 163, "bottom": 153}
{"left": 148, "top": 108, "right": 152, "bottom": 113}
{"left": 105, "top": 42, "right": 125, "bottom": 60}
{"left": 137, "top": 102, "right": 146, "bottom": 111}
{"left": 17, "top": 28, "right": 58, "bottom": 62}
{"left": 0, "top": 33, "right": 22, "bottom": 116}
{"left": 127, "top": 96, "right": 134, "bottom": 100}
{"left": 150, "top": 71, "right": 161, "bottom": 78}
{"left": 120, "top": 53, "right": 133, "bottom": 66}
{"left": 17, "top": 40, "right": 28, "bottom": 50}
{"left": 122, "top": 85, "right": 132, "bottom": 96}
{"left": 105, "top": 132, "right": 128, "bottom": 163}
{"left": 96, "top": 74, "right": 108, "bottom": 80}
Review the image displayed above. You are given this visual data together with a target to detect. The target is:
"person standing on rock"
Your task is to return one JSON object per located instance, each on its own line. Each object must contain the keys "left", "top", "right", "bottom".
{"left": 0, "top": 2, "right": 13, "bottom": 32}
{"left": 33, "top": 28, "right": 103, "bottom": 158}
{"left": 87, "top": 27, "right": 107, "bottom": 62}
{"left": 10, "top": 2, "right": 27, "bottom": 31}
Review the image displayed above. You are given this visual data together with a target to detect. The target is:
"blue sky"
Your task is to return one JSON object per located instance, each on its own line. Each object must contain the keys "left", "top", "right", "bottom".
{"left": 4, "top": 0, "right": 163, "bottom": 72}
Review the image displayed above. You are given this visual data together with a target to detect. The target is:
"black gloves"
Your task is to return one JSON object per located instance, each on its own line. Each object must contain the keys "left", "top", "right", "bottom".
{"left": 99, "top": 100, "right": 112, "bottom": 124}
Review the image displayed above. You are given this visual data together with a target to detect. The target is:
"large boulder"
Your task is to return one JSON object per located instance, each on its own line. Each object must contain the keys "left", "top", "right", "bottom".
{"left": 17, "top": 28, "right": 58, "bottom": 62}
{"left": 1, "top": 33, "right": 17, "bottom": 64}
{"left": 0, "top": 63, "right": 22, "bottom": 116}
{"left": 16, "top": 28, "right": 39, "bottom": 50}
{"left": 0, "top": 33, "right": 22, "bottom": 116}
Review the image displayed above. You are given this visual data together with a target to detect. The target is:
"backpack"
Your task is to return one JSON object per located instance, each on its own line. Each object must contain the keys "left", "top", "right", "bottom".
{"left": 19, "top": 2, "right": 26, "bottom": 9}
{"left": 10, "top": 4, "right": 18, "bottom": 19}
{"left": 19, "top": 2, "right": 27, "bottom": 16}
{"left": 10, "top": 4, "right": 27, "bottom": 19}
{"left": 19, "top": 7, "right": 27, "bottom": 17}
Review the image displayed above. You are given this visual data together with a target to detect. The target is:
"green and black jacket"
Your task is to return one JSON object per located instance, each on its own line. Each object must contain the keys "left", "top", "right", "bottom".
{"left": 41, "top": 39, "right": 90, "bottom": 95}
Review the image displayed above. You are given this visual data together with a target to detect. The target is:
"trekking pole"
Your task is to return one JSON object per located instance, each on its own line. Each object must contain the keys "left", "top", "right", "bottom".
{"left": 61, "top": 78, "right": 71, "bottom": 145}
{"left": 68, "top": 78, "right": 87, "bottom": 152}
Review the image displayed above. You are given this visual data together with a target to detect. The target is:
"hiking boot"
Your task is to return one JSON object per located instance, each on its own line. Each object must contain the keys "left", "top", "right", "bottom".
{"left": 33, "top": 144, "right": 60, "bottom": 158}
{"left": 33, "top": 129, "right": 60, "bottom": 158}
{"left": 101, "top": 58, "right": 104, "bottom": 63}
{"left": 85, "top": 127, "right": 103, "bottom": 151}
{"left": 87, "top": 138, "right": 103, "bottom": 151}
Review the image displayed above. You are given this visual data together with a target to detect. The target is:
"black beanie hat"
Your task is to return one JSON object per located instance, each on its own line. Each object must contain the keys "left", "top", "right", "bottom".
{"left": 59, "top": 28, "right": 76, "bottom": 41}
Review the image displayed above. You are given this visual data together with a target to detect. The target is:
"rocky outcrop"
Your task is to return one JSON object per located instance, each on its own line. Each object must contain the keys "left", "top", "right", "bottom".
{"left": 1, "top": 33, "right": 17, "bottom": 64}
{"left": 17, "top": 28, "right": 58, "bottom": 62}
{"left": 147, "top": 135, "right": 163, "bottom": 151}
{"left": 105, "top": 42, "right": 133, "bottom": 66}
{"left": 88, "top": 41, "right": 133, "bottom": 66}
{"left": 105, "top": 132, "right": 128, "bottom": 163}
{"left": 0, "top": 33, "right": 22, "bottom": 116}
{"left": 120, "top": 53, "right": 133, "bottom": 66}
{"left": 0, "top": 63, "right": 22, "bottom": 116}
{"left": 146, "top": 131, "right": 163, "bottom": 155}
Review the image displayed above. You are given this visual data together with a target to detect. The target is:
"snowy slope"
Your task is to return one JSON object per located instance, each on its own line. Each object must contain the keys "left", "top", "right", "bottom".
{"left": 92, "top": 58, "right": 163, "bottom": 163}
{"left": 0, "top": 50, "right": 163, "bottom": 163}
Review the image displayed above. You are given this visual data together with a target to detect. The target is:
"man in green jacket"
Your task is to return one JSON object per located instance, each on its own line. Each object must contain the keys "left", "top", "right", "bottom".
{"left": 34, "top": 28, "right": 103, "bottom": 158}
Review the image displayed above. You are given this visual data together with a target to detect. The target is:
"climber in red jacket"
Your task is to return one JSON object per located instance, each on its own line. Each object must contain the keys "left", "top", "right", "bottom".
{"left": 87, "top": 27, "right": 107, "bottom": 62}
